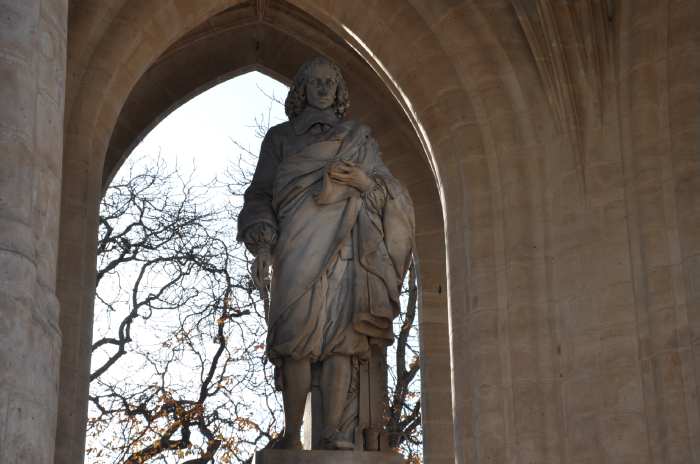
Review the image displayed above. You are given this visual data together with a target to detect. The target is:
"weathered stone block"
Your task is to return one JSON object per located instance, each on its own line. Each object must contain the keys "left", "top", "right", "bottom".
{"left": 254, "top": 449, "right": 406, "bottom": 464}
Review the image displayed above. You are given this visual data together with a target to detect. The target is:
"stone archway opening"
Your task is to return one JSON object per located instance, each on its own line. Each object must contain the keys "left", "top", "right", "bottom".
{"left": 57, "top": 2, "right": 452, "bottom": 463}
{"left": 89, "top": 68, "right": 427, "bottom": 462}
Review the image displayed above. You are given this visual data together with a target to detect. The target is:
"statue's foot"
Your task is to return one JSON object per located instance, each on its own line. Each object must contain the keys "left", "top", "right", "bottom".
{"left": 321, "top": 429, "right": 354, "bottom": 450}
{"left": 270, "top": 434, "right": 303, "bottom": 450}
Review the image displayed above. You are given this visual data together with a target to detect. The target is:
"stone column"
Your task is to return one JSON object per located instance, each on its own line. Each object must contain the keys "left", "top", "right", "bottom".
{"left": 0, "top": 0, "right": 67, "bottom": 462}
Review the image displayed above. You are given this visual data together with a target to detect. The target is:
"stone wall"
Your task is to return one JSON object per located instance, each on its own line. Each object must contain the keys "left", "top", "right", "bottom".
{"left": 617, "top": 1, "right": 700, "bottom": 461}
{"left": 0, "top": 0, "right": 698, "bottom": 463}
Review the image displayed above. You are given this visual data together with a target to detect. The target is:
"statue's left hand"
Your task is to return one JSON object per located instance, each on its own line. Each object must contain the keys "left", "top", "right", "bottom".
{"left": 328, "top": 160, "right": 374, "bottom": 192}
{"left": 252, "top": 248, "right": 272, "bottom": 290}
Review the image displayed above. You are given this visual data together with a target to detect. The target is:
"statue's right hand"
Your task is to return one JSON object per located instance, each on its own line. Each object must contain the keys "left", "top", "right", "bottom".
{"left": 252, "top": 249, "right": 272, "bottom": 290}
{"left": 328, "top": 160, "right": 373, "bottom": 192}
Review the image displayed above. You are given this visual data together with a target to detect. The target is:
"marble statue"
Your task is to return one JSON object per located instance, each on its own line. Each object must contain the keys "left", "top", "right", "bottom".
{"left": 238, "top": 56, "right": 415, "bottom": 452}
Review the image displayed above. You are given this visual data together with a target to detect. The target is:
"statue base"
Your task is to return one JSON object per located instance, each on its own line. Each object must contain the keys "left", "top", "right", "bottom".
{"left": 254, "top": 449, "right": 406, "bottom": 464}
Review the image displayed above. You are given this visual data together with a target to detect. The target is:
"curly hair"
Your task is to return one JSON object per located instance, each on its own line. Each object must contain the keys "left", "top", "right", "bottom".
{"left": 284, "top": 56, "right": 350, "bottom": 121}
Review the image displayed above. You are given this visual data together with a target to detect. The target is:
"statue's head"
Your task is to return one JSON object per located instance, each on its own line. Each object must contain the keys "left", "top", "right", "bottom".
{"left": 285, "top": 56, "right": 349, "bottom": 121}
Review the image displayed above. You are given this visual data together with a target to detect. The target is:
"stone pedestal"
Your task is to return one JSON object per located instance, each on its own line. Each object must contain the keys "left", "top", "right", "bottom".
{"left": 254, "top": 449, "right": 406, "bottom": 464}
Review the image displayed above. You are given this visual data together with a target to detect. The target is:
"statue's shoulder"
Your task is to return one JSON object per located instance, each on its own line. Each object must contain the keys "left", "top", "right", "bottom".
{"left": 335, "top": 119, "right": 372, "bottom": 140}
{"left": 264, "top": 120, "right": 293, "bottom": 139}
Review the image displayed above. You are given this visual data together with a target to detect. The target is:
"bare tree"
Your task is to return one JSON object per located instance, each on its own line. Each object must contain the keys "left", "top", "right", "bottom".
{"left": 386, "top": 262, "right": 421, "bottom": 460}
{"left": 87, "top": 156, "right": 280, "bottom": 463}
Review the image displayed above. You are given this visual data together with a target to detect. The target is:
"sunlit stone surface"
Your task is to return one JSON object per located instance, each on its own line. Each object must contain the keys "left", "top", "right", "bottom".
{"left": 0, "top": 1, "right": 698, "bottom": 463}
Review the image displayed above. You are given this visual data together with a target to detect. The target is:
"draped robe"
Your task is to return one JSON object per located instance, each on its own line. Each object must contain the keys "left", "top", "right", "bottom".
{"left": 238, "top": 109, "right": 414, "bottom": 370}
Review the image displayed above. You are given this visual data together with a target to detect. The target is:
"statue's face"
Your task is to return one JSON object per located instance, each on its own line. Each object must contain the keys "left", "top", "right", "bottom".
{"left": 305, "top": 63, "right": 338, "bottom": 111}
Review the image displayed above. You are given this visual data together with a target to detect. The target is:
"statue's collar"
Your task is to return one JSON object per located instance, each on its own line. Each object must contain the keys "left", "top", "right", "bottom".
{"left": 291, "top": 107, "right": 339, "bottom": 135}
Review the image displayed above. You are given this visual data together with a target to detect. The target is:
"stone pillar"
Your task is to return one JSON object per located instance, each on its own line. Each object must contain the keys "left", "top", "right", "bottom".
{"left": 0, "top": 0, "right": 67, "bottom": 462}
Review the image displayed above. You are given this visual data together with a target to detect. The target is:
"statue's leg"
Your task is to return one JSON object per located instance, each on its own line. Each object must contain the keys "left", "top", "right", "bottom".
{"left": 276, "top": 357, "right": 310, "bottom": 449}
{"left": 320, "top": 354, "right": 353, "bottom": 448}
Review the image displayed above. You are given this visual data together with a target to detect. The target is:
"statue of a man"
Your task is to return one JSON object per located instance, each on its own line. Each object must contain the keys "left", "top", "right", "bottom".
{"left": 238, "top": 57, "right": 414, "bottom": 451}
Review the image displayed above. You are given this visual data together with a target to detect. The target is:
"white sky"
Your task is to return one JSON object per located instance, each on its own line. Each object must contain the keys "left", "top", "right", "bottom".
{"left": 94, "top": 70, "right": 290, "bottom": 381}
{"left": 94, "top": 70, "right": 290, "bottom": 385}
{"left": 87, "top": 72, "right": 290, "bottom": 462}
{"left": 130, "top": 71, "right": 288, "bottom": 183}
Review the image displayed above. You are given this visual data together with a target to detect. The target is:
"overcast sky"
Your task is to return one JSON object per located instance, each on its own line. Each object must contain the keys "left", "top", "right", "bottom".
{"left": 87, "top": 72, "right": 290, "bottom": 461}
{"left": 129, "top": 71, "right": 289, "bottom": 184}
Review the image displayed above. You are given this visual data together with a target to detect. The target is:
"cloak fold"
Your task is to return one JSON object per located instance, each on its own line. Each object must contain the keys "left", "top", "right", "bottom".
{"left": 239, "top": 120, "right": 414, "bottom": 365}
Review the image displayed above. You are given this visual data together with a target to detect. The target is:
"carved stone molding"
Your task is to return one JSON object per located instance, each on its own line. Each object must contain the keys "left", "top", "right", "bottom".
{"left": 256, "top": 0, "right": 269, "bottom": 21}
{"left": 511, "top": 0, "right": 614, "bottom": 188}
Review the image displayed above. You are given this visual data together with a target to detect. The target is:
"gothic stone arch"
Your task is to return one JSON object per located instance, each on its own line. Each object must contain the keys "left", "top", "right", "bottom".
{"left": 58, "top": 2, "right": 453, "bottom": 463}
{"left": 1, "top": 1, "right": 698, "bottom": 463}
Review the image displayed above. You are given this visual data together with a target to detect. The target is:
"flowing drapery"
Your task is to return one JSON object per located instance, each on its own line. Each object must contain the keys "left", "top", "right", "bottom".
{"left": 238, "top": 120, "right": 414, "bottom": 366}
